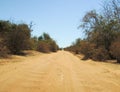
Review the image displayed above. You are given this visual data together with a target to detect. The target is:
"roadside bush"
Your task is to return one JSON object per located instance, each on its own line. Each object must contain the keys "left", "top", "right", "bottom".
{"left": 37, "top": 33, "right": 59, "bottom": 53}
{"left": 74, "top": 46, "right": 80, "bottom": 54}
{"left": 0, "top": 39, "right": 9, "bottom": 57}
{"left": 110, "top": 37, "right": 120, "bottom": 63}
{"left": 49, "top": 41, "right": 58, "bottom": 52}
{"left": 8, "top": 24, "right": 31, "bottom": 54}
{"left": 64, "top": 38, "right": 81, "bottom": 54}
{"left": 0, "top": 20, "right": 59, "bottom": 57}
{"left": 79, "top": 41, "right": 110, "bottom": 61}
{"left": 37, "top": 41, "right": 50, "bottom": 53}
{"left": 92, "top": 47, "right": 110, "bottom": 61}
{"left": 29, "top": 37, "right": 38, "bottom": 50}
{"left": 80, "top": 41, "right": 95, "bottom": 60}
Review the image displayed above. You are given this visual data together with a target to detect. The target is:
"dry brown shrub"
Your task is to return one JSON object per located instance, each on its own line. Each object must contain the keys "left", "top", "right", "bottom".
{"left": 37, "top": 41, "right": 50, "bottom": 53}
{"left": 92, "top": 47, "right": 110, "bottom": 61}
{"left": 110, "top": 38, "right": 120, "bottom": 63}
{"left": 0, "top": 39, "right": 9, "bottom": 58}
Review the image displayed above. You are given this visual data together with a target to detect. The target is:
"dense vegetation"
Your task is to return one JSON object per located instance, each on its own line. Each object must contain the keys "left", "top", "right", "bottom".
{"left": 37, "top": 33, "right": 59, "bottom": 53}
{"left": 0, "top": 21, "right": 58, "bottom": 57}
{"left": 65, "top": 0, "right": 120, "bottom": 63}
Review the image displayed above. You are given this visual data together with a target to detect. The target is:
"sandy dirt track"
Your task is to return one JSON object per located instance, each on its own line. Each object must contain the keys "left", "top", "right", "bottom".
{"left": 0, "top": 51, "right": 120, "bottom": 92}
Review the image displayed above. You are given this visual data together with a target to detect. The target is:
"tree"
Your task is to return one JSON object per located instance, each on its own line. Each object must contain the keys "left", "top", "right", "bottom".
{"left": 43, "top": 33, "right": 52, "bottom": 40}
{"left": 0, "top": 20, "right": 12, "bottom": 57}
{"left": 103, "top": 0, "right": 120, "bottom": 23}
{"left": 8, "top": 23, "right": 31, "bottom": 54}
{"left": 0, "top": 20, "right": 11, "bottom": 36}
{"left": 78, "top": 0, "right": 120, "bottom": 61}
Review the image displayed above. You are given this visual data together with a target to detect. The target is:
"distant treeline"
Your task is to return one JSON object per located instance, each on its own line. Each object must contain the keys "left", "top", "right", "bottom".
{"left": 65, "top": 0, "right": 120, "bottom": 63}
{"left": 0, "top": 20, "right": 59, "bottom": 57}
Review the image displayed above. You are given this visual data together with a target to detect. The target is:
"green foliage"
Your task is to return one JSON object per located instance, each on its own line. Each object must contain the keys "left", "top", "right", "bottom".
{"left": 8, "top": 24, "right": 31, "bottom": 54}
{"left": 0, "top": 20, "right": 11, "bottom": 35}
{"left": 43, "top": 33, "right": 52, "bottom": 40}
{"left": 0, "top": 20, "right": 59, "bottom": 57}
{"left": 0, "top": 20, "right": 32, "bottom": 56}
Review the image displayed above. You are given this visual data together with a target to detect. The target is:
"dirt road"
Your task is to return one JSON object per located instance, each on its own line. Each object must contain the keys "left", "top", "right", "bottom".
{"left": 0, "top": 51, "right": 120, "bottom": 92}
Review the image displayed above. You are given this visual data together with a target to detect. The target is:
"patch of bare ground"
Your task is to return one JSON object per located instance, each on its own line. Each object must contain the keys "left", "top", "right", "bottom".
{"left": 0, "top": 50, "right": 43, "bottom": 65}
{"left": 0, "top": 51, "right": 120, "bottom": 92}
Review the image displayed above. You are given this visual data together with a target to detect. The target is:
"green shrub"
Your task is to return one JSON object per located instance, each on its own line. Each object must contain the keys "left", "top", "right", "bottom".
{"left": 8, "top": 24, "right": 31, "bottom": 54}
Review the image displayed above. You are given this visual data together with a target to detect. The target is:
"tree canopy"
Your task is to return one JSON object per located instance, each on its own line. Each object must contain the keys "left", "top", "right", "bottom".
{"left": 65, "top": 0, "right": 120, "bottom": 63}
